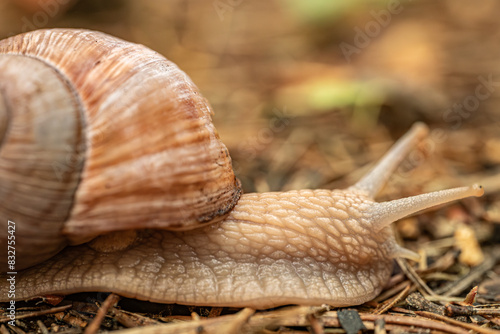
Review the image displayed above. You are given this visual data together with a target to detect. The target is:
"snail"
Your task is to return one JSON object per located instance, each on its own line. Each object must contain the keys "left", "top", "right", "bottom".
{"left": 0, "top": 29, "right": 484, "bottom": 309}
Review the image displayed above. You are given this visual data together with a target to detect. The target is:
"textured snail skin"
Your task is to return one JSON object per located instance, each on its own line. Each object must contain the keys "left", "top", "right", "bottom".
{"left": 5, "top": 190, "right": 393, "bottom": 308}
{"left": 0, "top": 122, "right": 484, "bottom": 308}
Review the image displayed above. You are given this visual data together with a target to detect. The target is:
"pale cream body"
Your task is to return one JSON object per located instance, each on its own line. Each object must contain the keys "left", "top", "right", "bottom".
{"left": 7, "top": 190, "right": 393, "bottom": 308}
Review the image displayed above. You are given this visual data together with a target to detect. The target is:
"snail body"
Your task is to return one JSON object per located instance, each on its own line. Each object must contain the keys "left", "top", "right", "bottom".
{"left": 0, "top": 29, "right": 483, "bottom": 309}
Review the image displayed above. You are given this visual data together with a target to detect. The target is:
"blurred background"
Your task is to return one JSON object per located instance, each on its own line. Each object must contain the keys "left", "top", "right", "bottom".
{"left": 1, "top": 0, "right": 499, "bottom": 211}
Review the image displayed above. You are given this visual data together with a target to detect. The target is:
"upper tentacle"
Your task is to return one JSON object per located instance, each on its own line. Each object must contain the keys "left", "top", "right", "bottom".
{"left": 350, "top": 122, "right": 429, "bottom": 198}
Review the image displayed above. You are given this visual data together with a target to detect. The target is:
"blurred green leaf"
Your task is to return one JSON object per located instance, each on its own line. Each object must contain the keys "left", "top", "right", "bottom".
{"left": 282, "top": 0, "right": 385, "bottom": 23}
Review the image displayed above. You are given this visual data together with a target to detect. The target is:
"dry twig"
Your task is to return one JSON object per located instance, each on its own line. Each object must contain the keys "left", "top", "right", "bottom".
{"left": 84, "top": 293, "right": 120, "bottom": 334}
{"left": 415, "top": 310, "right": 500, "bottom": 334}
{"left": 0, "top": 304, "right": 72, "bottom": 323}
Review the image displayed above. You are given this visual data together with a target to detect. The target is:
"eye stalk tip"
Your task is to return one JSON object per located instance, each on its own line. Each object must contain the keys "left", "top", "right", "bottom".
{"left": 411, "top": 122, "right": 430, "bottom": 138}
{"left": 471, "top": 184, "right": 484, "bottom": 197}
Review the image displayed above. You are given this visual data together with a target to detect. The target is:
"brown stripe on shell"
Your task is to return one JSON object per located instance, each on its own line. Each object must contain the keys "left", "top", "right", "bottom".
{"left": 0, "top": 92, "right": 8, "bottom": 145}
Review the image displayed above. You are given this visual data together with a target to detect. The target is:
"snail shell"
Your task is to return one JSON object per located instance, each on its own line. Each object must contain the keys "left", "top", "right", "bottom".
{"left": 0, "top": 29, "right": 241, "bottom": 271}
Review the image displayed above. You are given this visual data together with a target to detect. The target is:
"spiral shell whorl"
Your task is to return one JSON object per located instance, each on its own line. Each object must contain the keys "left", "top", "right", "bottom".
{"left": 0, "top": 54, "right": 85, "bottom": 270}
